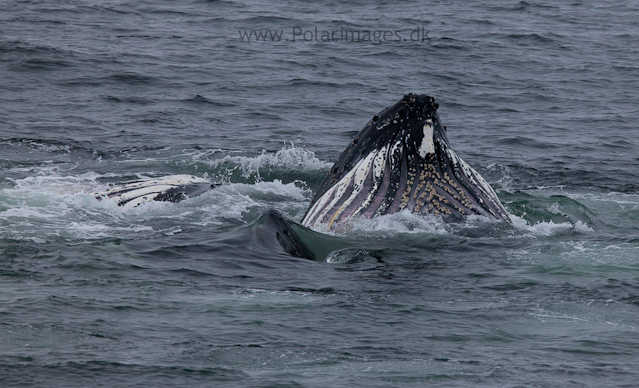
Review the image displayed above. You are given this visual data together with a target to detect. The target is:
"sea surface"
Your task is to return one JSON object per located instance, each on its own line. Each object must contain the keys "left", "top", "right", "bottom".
{"left": 1, "top": 0, "right": 639, "bottom": 386}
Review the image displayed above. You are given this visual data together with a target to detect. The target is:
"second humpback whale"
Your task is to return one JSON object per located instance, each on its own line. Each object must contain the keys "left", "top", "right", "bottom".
{"left": 94, "top": 175, "right": 218, "bottom": 208}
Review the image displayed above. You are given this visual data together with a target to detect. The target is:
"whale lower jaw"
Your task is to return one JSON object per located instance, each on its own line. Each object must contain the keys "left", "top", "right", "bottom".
{"left": 301, "top": 146, "right": 509, "bottom": 231}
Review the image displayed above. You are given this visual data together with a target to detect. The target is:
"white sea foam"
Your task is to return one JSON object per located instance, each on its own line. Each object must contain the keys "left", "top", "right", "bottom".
{"left": 192, "top": 180, "right": 311, "bottom": 226}
{"left": 344, "top": 210, "right": 449, "bottom": 237}
{"left": 508, "top": 212, "right": 594, "bottom": 236}
{"left": 206, "top": 143, "right": 331, "bottom": 181}
{"left": 528, "top": 303, "right": 638, "bottom": 331}
{"left": 0, "top": 170, "right": 312, "bottom": 242}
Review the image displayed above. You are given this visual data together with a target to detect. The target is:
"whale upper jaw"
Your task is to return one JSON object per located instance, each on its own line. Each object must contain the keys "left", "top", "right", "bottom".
{"left": 301, "top": 93, "right": 511, "bottom": 231}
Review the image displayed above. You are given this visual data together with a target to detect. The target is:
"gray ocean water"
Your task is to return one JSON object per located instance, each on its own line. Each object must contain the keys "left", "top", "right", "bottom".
{"left": 2, "top": 1, "right": 639, "bottom": 386}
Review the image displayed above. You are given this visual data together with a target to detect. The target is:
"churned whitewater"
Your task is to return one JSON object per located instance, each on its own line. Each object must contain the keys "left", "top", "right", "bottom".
{"left": 2, "top": 1, "right": 639, "bottom": 387}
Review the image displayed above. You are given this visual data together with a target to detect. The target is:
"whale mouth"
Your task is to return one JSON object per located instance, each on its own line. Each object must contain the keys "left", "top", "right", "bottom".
{"left": 302, "top": 93, "right": 511, "bottom": 230}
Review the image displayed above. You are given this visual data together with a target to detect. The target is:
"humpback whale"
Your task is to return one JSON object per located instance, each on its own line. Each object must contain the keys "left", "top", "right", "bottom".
{"left": 301, "top": 93, "right": 511, "bottom": 231}
{"left": 94, "top": 94, "right": 510, "bottom": 259}
{"left": 267, "top": 93, "right": 511, "bottom": 260}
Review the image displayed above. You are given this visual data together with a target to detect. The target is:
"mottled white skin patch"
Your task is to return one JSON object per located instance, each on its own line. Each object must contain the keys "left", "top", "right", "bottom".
{"left": 326, "top": 152, "right": 376, "bottom": 230}
{"left": 446, "top": 148, "right": 504, "bottom": 217}
{"left": 94, "top": 175, "right": 210, "bottom": 208}
{"left": 370, "top": 139, "right": 403, "bottom": 218}
{"left": 418, "top": 120, "right": 435, "bottom": 157}
{"left": 97, "top": 175, "right": 208, "bottom": 197}
{"left": 347, "top": 144, "right": 388, "bottom": 221}
{"left": 303, "top": 169, "right": 352, "bottom": 227}
{"left": 303, "top": 152, "right": 375, "bottom": 229}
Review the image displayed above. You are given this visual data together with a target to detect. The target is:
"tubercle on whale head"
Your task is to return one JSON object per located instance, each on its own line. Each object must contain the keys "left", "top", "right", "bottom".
{"left": 366, "top": 93, "right": 441, "bottom": 138}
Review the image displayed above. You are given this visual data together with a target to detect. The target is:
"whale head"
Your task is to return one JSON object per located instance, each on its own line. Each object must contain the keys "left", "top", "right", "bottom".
{"left": 301, "top": 93, "right": 511, "bottom": 230}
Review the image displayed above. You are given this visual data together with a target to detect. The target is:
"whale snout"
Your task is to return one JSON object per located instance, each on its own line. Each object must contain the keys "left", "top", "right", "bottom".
{"left": 401, "top": 93, "right": 438, "bottom": 109}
